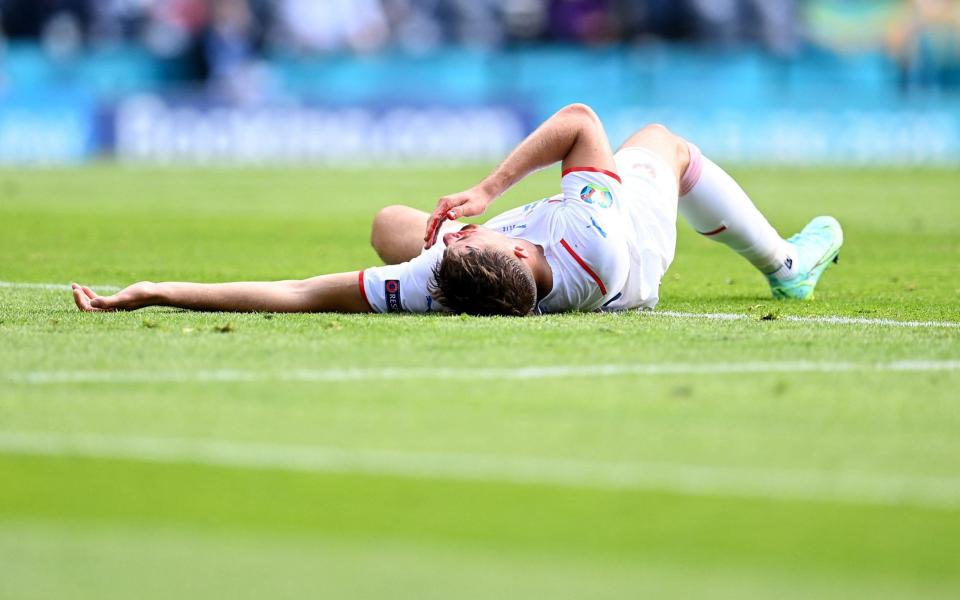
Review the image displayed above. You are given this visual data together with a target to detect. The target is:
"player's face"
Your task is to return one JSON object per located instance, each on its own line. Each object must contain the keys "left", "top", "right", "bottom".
{"left": 442, "top": 224, "right": 514, "bottom": 253}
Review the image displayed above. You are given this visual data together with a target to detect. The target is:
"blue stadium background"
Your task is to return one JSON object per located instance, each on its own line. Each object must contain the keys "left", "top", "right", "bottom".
{"left": 1, "top": 0, "right": 958, "bottom": 165}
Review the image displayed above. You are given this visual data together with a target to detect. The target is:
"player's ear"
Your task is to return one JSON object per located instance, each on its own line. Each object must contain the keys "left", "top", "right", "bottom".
{"left": 513, "top": 245, "right": 529, "bottom": 260}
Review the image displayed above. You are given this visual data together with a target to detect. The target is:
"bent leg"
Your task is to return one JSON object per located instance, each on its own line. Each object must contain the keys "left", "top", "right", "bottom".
{"left": 676, "top": 143, "right": 795, "bottom": 277}
{"left": 617, "top": 123, "right": 690, "bottom": 189}
{"left": 618, "top": 123, "right": 795, "bottom": 279}
{"left": 371, "top": 205, "right": 431, "bottom": 264}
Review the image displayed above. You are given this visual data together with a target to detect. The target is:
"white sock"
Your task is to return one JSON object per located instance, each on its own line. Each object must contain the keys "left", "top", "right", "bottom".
{"left": 679, "top": 143, "right": 796, "bottom": 278}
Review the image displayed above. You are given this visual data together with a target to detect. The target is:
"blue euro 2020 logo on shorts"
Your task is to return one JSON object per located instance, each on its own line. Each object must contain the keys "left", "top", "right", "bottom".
{"left": 580, "top": 184, "right": 613, "bottom": 208}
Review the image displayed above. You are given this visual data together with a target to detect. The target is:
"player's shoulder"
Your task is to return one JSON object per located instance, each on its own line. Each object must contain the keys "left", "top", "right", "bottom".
{"left": 362, "top": 244, "right": 447, "bottom": 314}
{"left": 552, "top": 166, "right": 626, "bottom": 241}
{"left": 559, "top": 167, "right": 622, "bottom": 212}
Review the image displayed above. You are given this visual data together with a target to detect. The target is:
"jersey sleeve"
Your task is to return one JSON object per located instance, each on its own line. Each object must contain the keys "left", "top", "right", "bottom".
{"left": 560, "top": 167, "right": 623, "bottom": 210}
{"left": 361, "top": 243, "right": 447, "bottom": 313}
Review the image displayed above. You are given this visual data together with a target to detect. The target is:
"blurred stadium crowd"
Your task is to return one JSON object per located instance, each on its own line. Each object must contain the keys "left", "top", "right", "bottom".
{"left": 0, "top": 1, "right": 801, "bottom": 56}
{"left": 0, "top": 0, "right": 811, "bottom": 54}
{"left": 1, "top": 1, "right": 958, "bottom": 82}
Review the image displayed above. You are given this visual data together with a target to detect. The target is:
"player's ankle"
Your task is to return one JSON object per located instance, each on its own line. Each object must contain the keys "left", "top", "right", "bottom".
{"left": 765, "top": 243, "right": 798, "bottom": 282}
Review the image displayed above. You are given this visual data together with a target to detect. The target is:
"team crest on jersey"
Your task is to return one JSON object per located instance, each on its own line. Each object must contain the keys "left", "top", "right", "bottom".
{"left": 579, "top": 184, "right": 612, "bottom": 208}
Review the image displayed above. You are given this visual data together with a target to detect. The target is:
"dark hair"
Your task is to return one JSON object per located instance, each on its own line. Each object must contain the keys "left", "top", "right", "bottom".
{"left": 430, "top": 247, "right": 537, "bottom": 317}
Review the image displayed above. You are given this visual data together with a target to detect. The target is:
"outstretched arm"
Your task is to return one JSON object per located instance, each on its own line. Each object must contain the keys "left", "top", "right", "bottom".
{"left": 424, "top": 103, "right": 616, "bottom": 248}
{"left": 72, "top": 272, "right": 371, "bottom": 313}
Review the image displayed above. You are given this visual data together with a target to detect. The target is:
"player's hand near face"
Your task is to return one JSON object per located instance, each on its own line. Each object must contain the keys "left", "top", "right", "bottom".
{"left": 424, "top": 185, "right": 494, "bottom": 248}
{"left": 423, "top": 103, "right": 616, "bottom": 249}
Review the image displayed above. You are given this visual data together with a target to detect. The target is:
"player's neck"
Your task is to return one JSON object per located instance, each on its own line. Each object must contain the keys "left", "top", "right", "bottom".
{"left": 523, "top": 241, "right": 553, "bottom": 299}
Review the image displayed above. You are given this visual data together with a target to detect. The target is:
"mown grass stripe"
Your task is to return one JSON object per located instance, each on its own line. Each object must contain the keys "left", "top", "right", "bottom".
{"left": 3, "top": 360, "right": 959, "bottom": 385}
{"left": 1, "top": 431, "right": 959, "bottom": 510}
{"left": 649, "top": 311, "right": 960, "bottom": 329}
{"left": 0, "top": 281, "right": 121, "bottom": 292}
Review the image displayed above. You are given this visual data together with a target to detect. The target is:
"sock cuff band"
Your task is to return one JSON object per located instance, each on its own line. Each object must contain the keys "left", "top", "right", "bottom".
{"left": 679, "top": 142, "right": 703, "bottom": 197}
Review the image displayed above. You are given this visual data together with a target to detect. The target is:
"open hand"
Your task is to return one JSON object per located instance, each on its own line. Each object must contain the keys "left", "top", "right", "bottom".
{"left": 423, "top": 187, "right": 494, "bottom": 248}
{"left": 72, "top": 282, "right": 156, "bottom": 312}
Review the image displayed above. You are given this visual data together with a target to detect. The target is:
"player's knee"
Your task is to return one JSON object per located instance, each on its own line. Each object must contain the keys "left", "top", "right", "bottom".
{"left": 619, "top": 123, "right": 690, "bottom": 177}
{"left": 370, "top": 204, "right": 406, "bottom": 252}
{"left": 641, "top": 123, "right": 676, "bottom": 139}
{"left": 648, "top": 122, "right": 687, "bottom": 152}
{"left": 622, "top": 123, "right": 676, "bottom": 147}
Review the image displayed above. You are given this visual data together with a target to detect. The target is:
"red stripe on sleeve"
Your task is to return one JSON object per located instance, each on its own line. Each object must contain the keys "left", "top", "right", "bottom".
{"left": 561, "top": 166, "right": 622, "bottom": 184}
{"left": 699, "top": 225, "right": 728, "bottom": 236}
{"left": 559, "top": 239, "right": 607, "bottom": 295}
{"left": 358, "top": 270, "right": 371, "bottom": 309}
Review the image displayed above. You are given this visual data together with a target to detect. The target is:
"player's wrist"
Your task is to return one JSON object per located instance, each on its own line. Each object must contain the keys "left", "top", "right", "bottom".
{"left": 139, "top": 281, "right": 164, "bottom": 305}
{"left": 475, "top": 181, "right": 499, "bottom": 205}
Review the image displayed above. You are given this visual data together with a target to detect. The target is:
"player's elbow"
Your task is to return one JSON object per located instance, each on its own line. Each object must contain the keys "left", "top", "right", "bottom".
{"left": 559, "top": 103, "right": 602, "bottom": 126}
{"left": 557, "top": 103, "right": 607, "bottom": 146}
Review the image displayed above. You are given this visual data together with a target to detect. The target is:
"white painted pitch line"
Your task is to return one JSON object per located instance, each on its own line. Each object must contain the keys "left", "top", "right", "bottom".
{"left": 4, "top": 360, "right": 959, "bottom": 385}
{"left": 1, "top": 431, "right": 959, "bottom": 510}
{"left": 0, "top": 281, "right": 121, "bottom": 292}
{"left": 649, "top": 310, "right": 960, "bottom": 329}
{"left": 3, "top": 280, "right": 959, "bottom": 329}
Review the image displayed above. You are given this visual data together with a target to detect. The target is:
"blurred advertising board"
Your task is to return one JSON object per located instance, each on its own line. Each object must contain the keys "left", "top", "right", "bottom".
{"left": 110, "top": 96, "right": 960, "bottom": 166}
{"left": 0, "top": 94, "right": 957, "bottom": 165}
{"left": 609, "top": 107, "right": 960, "bottom": 166}
{"left": 110, "top": 95, "right": 531, "bottom": 165}
{"left": 0, "top": 94, "right": 97, "bottom": 164}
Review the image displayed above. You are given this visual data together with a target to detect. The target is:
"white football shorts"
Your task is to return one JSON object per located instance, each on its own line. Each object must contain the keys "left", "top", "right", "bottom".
{"left": 602, "top": 146, "right": 680, "bottom": 311}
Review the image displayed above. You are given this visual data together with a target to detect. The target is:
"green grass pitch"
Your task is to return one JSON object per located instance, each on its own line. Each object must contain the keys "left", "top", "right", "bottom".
{"left": 1, "top": 165, "right": 959, "bottom": 599}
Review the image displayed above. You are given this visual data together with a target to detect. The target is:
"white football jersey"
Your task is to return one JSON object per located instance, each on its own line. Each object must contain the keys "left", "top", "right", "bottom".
{"left": 361, "top": 168, "right": 632, "bottom": 314}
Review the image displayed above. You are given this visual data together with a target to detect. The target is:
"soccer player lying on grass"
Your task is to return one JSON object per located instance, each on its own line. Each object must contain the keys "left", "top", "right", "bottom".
{"left": 72, "top": 103, "right": 843, "bottom": 316}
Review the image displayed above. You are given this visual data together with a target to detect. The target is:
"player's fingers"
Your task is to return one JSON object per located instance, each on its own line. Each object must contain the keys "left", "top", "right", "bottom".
{"left": 72, "top": 285, "right": 96, "bottom": 312}
{"left": 90, "top": 295, "right": 118, "bottom": 311}
{"left": 426, "top": 215, "right": 450, "bottom": 248}
{"left": 72, "top": 285, "right": 86, "bottom": 310}
{"left": 423, "top": 215, "right": 442, "bottom": 248}
{"left": 423, "top": 207, "right": 444, "bottom": 243}
{"left": 447, "top": 197, "right": 486, "bottom": 221}
{"left": 81, "top": 285, "right": 97, "bottom": 300}
{"left": 424, "top": 204, "right": 452, "bottom": 247}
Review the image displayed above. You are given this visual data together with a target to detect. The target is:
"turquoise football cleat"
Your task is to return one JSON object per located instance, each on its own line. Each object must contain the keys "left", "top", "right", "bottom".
{"left": 767, "top": 216, "right": 844, "bottom": 300}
